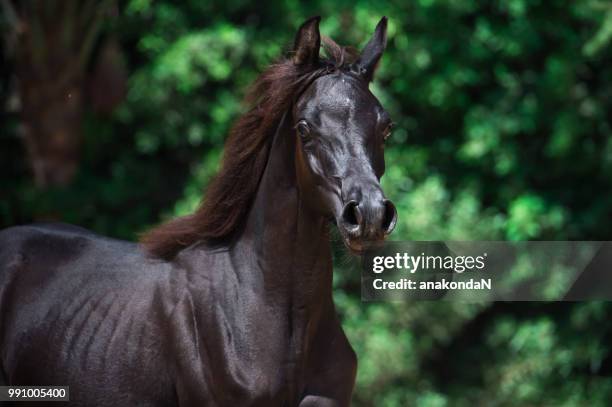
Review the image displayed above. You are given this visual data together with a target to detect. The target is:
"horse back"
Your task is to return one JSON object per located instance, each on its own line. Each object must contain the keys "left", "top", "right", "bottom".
{"left": 0, "top": 223, "right": 180, "bottom": 406}
{"left": 0, "top": 223, "right": 140, "bottom": 310}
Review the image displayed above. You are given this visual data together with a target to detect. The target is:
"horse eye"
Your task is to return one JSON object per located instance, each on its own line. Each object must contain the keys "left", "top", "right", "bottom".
{"left": 383, "top": 122, "right": 394, "bottom": 142}
{"left": 296, "top": 120, "right": 310, "bottom": 138}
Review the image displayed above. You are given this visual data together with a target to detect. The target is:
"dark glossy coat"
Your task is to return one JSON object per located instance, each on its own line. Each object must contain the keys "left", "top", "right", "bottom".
{"left": 0, "top": 17, "right": 396, "bottom": 407}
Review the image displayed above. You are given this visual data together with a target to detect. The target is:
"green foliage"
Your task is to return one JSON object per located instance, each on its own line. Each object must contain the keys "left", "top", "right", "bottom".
{"left": 3, "top": 0, "right": 612, "bottom": 405}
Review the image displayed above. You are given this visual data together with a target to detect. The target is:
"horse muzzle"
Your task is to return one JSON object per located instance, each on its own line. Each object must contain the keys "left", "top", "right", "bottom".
{"left": 337, "top": 196, "right": 397, "bottom": 254}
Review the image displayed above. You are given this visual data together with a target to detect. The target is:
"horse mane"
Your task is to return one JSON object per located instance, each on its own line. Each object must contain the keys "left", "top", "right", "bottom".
{"left": 141, "top": 36, "right": 357, "bottom": 260}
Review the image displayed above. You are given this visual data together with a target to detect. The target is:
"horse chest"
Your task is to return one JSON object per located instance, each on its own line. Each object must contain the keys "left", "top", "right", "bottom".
{"left": 172, "top": 290, "right": 316, "bottom": 406}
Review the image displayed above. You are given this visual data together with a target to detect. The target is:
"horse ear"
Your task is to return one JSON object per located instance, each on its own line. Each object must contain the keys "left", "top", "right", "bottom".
{"left": 355, "top": 17, "right": 388, "bottom": 82}
{"left": 293, "top": 16, "right": 321, "bottom": 66}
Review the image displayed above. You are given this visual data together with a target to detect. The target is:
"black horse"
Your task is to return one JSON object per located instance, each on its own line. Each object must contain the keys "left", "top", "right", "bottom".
{"left": 0, "top": 17, "right": 397, "bottom": 406}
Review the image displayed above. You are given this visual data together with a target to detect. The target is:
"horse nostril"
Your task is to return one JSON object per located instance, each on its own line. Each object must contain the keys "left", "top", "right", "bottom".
{"left": 341, "top": 200, "right": 363, "bottom": 232}
{"left": 382, "top": 199, "right": 397, "bottom": 235}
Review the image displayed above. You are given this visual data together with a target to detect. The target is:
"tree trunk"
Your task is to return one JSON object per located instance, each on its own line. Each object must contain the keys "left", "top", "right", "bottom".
{"left": 4, "top": 0, "right": 115, "bottom": 188}
{"left": 18, "top": 70, "right": 83, "bottom": 187}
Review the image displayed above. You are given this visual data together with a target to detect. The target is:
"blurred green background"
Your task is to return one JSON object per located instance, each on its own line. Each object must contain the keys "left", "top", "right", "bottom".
{"left": 2, "top": 0, "right": 612, "bottom": 405}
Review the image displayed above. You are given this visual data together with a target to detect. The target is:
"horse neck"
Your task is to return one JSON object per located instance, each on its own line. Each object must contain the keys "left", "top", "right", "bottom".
{"left": 234, "top": 112, "right": 333, "bottom": 307}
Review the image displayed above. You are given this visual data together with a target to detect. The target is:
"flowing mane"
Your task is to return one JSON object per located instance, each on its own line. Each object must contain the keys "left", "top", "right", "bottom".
{"left": 141, "top": 36, "right": 356, "bottom": 260}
